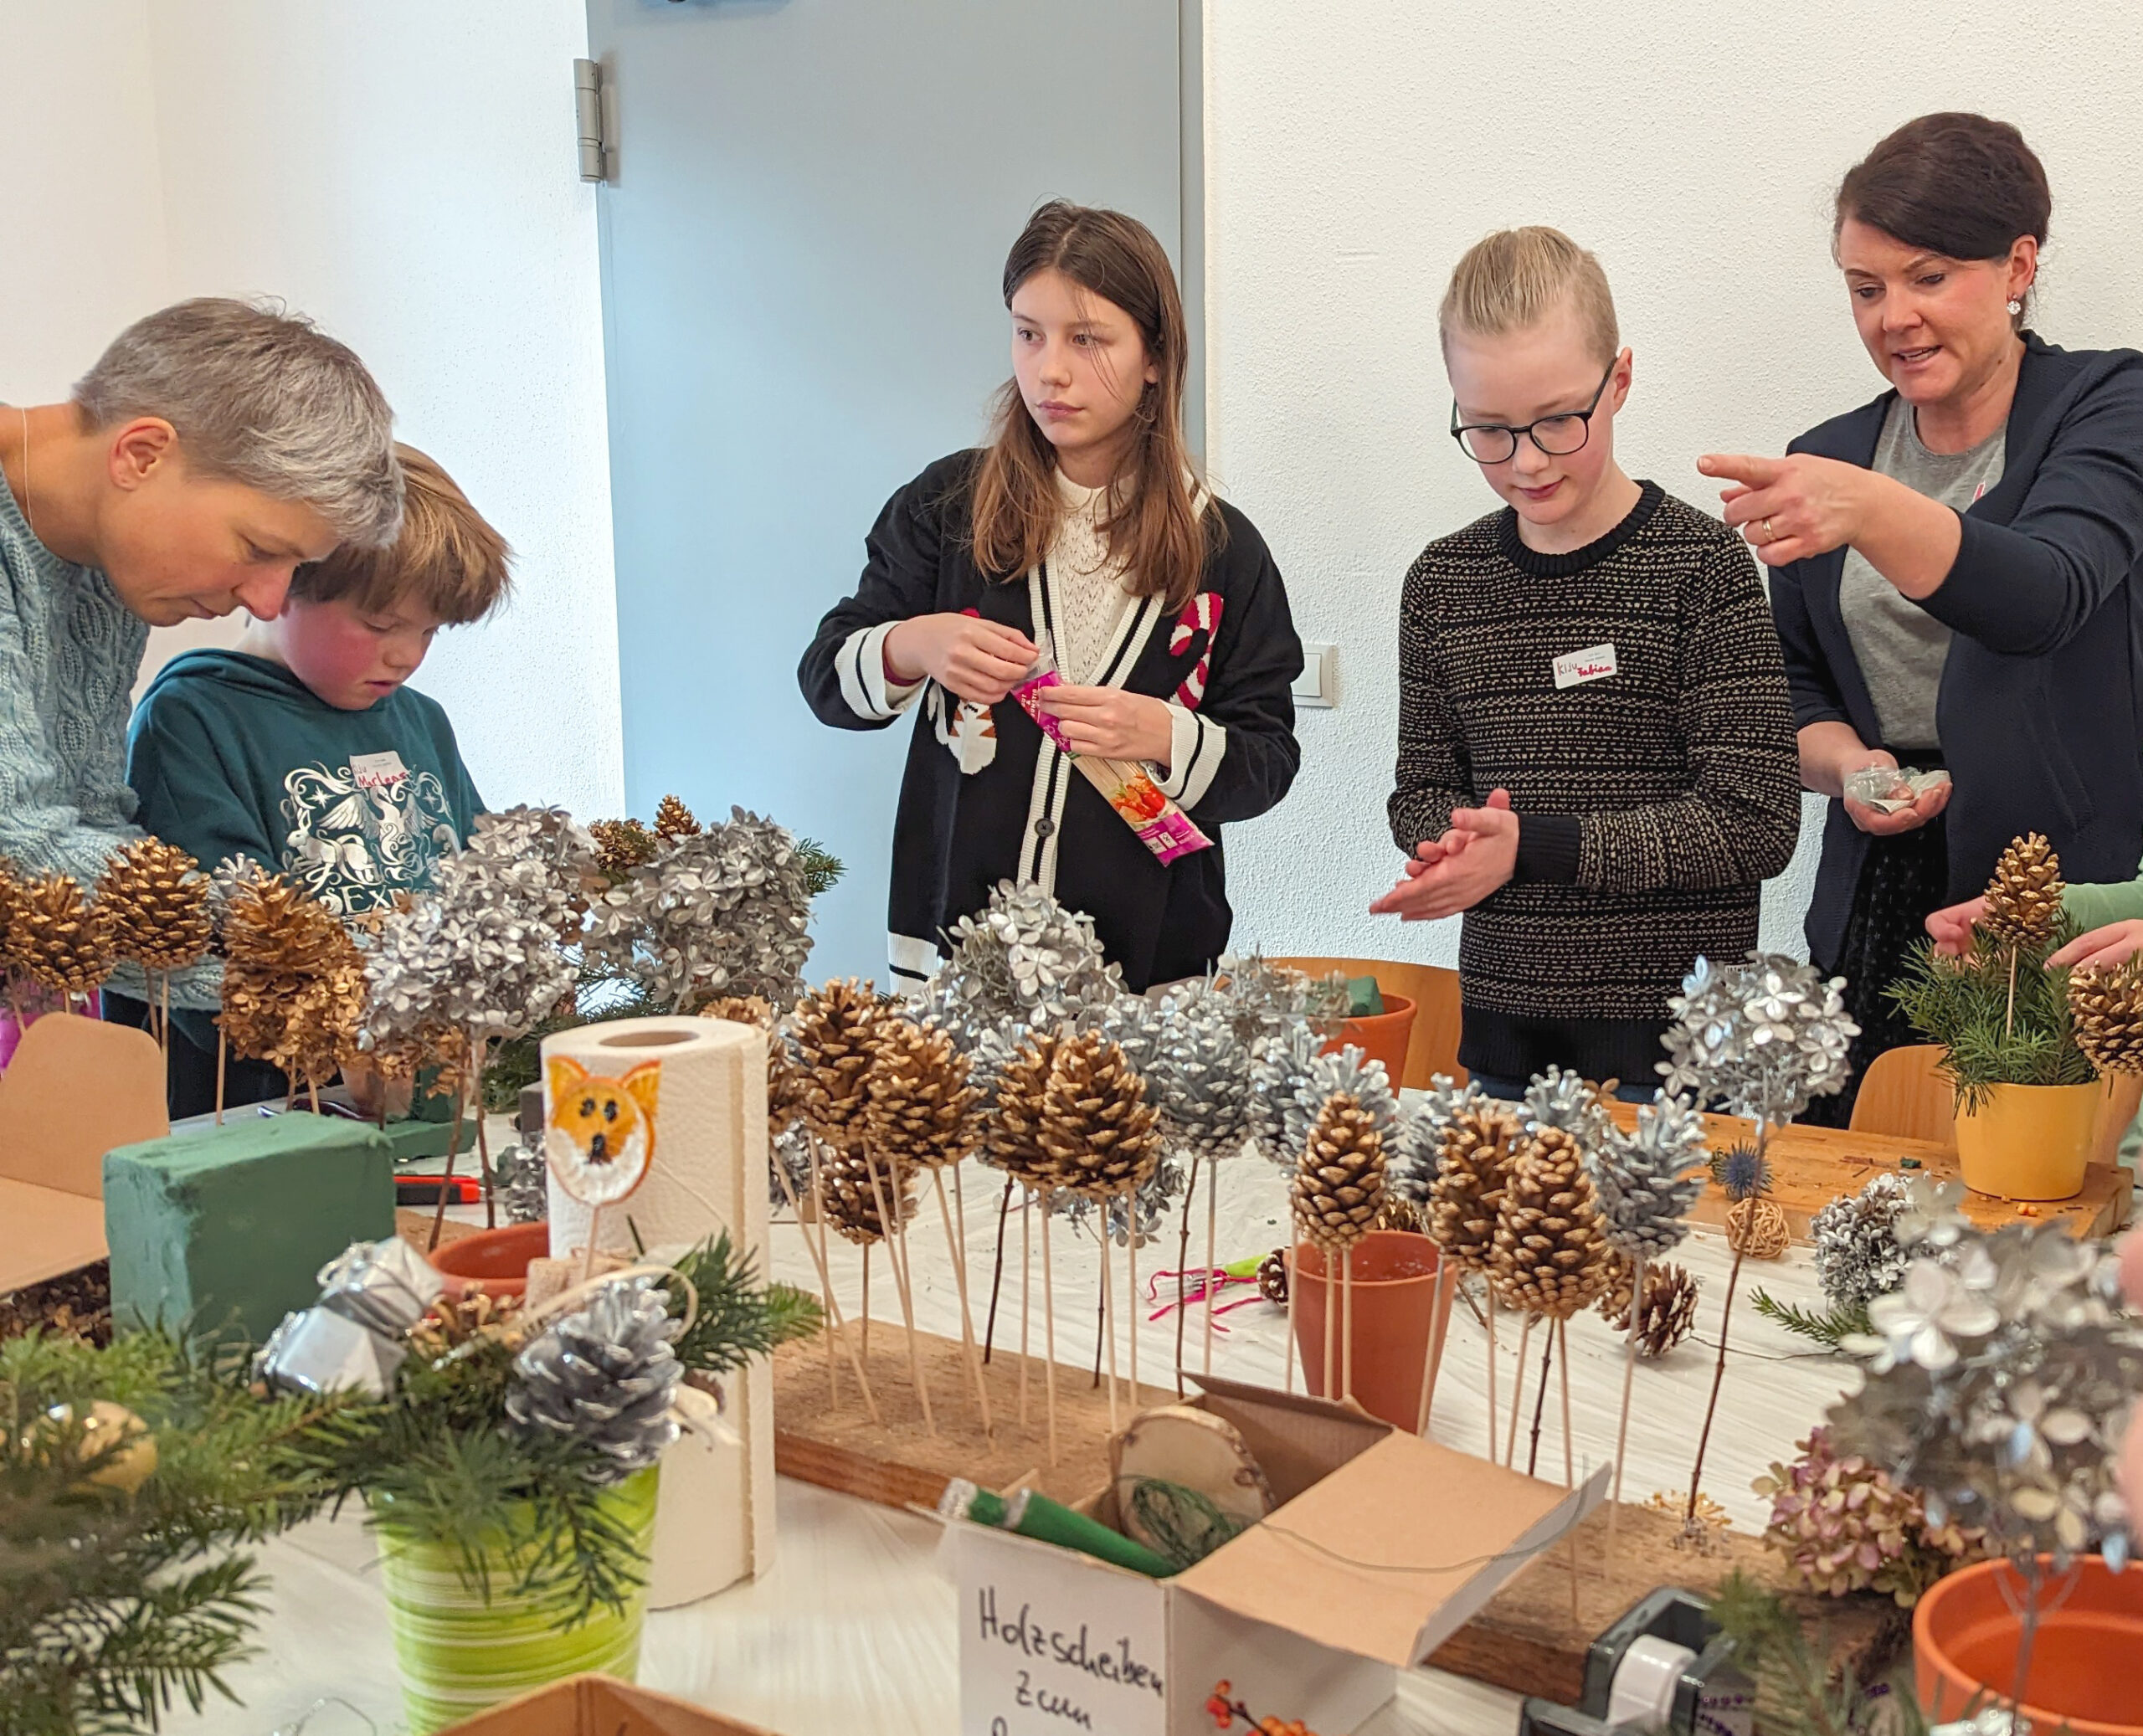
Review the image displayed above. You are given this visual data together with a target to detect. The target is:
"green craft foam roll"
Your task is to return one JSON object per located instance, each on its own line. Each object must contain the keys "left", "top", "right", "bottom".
{"left": 104, "top": 1113, "right": 397, "bottom": 1344}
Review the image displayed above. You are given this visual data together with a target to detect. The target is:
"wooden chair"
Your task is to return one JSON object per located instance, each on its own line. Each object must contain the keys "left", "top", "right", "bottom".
{"left": 1267, "top": 957, "right": 1464, "bottom": 1091}
{"left": 1848, "top": 1044, "right": 1957, "bottom": 1148}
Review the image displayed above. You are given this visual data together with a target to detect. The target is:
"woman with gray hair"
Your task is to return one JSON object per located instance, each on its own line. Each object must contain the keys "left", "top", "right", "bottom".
{"left": 0, "top": 297, "right": 401, "bottom": 896}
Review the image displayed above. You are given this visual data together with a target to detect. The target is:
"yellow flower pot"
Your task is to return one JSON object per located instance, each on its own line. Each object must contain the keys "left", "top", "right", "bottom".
{"left": 1952, "top": 1081, "right": 2100, "bottom": 1200}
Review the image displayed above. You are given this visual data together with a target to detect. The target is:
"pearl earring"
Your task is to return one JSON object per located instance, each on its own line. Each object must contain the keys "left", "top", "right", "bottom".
{"left": 2007, "top": 299, "right": 2023, "bottom": 316}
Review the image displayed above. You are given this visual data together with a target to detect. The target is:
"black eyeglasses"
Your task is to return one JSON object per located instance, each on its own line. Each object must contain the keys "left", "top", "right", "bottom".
{"left": 1450, "top": 359, "right": 1616, "bottom": 464}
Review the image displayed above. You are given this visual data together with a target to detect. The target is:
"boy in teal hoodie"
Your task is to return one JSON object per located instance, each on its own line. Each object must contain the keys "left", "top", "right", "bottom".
{"left": 116, "top": 444, "right": 511, "bottom": 1115}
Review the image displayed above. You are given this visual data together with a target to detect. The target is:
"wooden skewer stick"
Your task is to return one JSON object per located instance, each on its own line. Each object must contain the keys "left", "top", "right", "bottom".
{"left": 1416, "top": 1251, "right": 1451, "bottom": 1436}
{"left": 932, "top": 1168, "right": 994, "bottom": 1433}
{"left": 865, "top": 1153, "right": 933, "bottom": 1436}
{"left": 1173, "top": 1152, "right": 1199, "bottom": 1400}
{"left": 1607, "top": 1251, "right": 1646, "bottom": 1557}
{"left": 214, "top": 1030, "right": 228, "bottom": 1126}
{"left": 1127, "top": 1199, "right": 1141, "bottom": 1402}
{"left": 1019, "top": 1184, "right": 1032, "bottom": 1430}
{"left": 1341, "top": 1240, "right": 1358, "bottom": 1405}
{"left": 578, "top": 1204, "right": 605, "bottom": 1284}
{"left": 1039, "top": 1187, "right": 1061, "bottom": 1465}
{"left": 1558, "top": 1315, "right": 1580, "bottom": 1625}
{"left": 773, "top": 1149, "right": 878, "bottom": 1424}
{"left": 1321, "top": 1246, "right": 1338, "bottom": 1402}
{"left": 1098, "top": 1195, "right": 1121, "bottom": 1435}
{"left": 1283, "top": 1243, "right": 1299, "bottom": 1394}
{"left": 1485, "top": 1284, "right": 1499, "bottom": 1462}
{"left": 1504, "top": 1312, "right": 1535, "bottom": 1468}
{"left": 1202, "top": 1148, "right": 1223, "bottom": 1377}
{"left": 425, "top": 1077, "right": 470, "bottom": 1252}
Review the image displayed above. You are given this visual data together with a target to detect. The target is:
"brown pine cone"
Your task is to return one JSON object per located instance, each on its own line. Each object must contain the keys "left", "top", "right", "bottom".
{"left": 1606, "top": 1261, "right": 1700, "bottom": 1357}
{"left": 818, "top": 1143, "right": 915, "bottom": 1246}
{"left": 791, "top": 978, "right": 888, "bottom": 1153}
{"left": 1257, "top": 1248, "right": 1288, "bottom": 1304}
{"left": 1490, "top": 1125, "right": 1611, "bottom": 1317}
{"left": 654, "top": 794, "right": 701, "bottom": 840}
{"left": 409, "top": 1290, "right": 526, "bottom": 1362}
{"left": 1429, "top": 1105, "right": 1519, "bottom": 1274}
{"left": 589, "top": 817, "right": 658, "bottom": 881}
{"left": 4, "top": 874, "right": 117, "bottom": 997}
{"left": 864, "top": 1017, "right": 977, "bottom": 1172}
{"left": 1036, "top": 1030, "right": 1160, "bottom": 1198}
{"left": 986, "top": 1031, "right": 1061, "bottom": 1185}
{"left": 1291, "top": 1093, "right": 1387, "bottom": 1251}
{"left": 1980, "top": 832, "right": 2064, "bottom": 950}
{"left": 2070, "top": 957, "right": 2143, "bottom": 1076}
{"left": 96, "top": 838, "right": 212, "bottom": 974}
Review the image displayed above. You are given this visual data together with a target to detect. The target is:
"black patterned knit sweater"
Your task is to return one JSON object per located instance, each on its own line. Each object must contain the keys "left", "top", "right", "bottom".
{"left": 1387, "top": 482, "right": 1801, "bottom": 1084}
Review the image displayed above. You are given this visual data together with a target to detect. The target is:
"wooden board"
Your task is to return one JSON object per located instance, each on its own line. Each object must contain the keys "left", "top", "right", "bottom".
{"left": 1424, "top": 1498, "right": 1910, "bottom": 1704}
{"left": 773, "top": 1321, "right": 1179, "bottom": 1513}
{"left": 1606, "top": 1102, "right": 2133, "bottom": 1242}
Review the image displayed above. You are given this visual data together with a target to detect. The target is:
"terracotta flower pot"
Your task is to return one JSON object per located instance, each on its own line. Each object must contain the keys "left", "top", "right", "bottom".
{"left": 430, "top": 1221, "right": 551, "bottom": 1300}
{"left": 1954, "top": 1081, "right": 2099, "bottom": 1200}
{"left": 1289, "top": 1230, "right": 1455, "bottom": 1431}
{"left": 1327, "top": 994, "right": 1416, "bottom": 1086}
{"left": 1915, "top": 1555, "right": 2143, "bottom": 1736}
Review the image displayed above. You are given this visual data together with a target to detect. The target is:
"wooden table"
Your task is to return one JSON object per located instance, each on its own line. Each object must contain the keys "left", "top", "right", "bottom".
{"left": 1605, "top": 1102, "right": 2134, "bottom": 1242}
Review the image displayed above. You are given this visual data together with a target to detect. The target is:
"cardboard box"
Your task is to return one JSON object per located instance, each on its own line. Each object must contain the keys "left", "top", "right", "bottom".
{"left": 436, "top": 1674, "right": 773, "bottom": 1734}
{"left": 953, "top": 1375, "right": 1606, "bottom": 1736}
{"left": 0, "top": 1012, "right": 168, "bottom": 1292}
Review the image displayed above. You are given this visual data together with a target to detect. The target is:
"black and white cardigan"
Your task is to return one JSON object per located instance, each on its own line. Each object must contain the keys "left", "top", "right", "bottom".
{"left": 799, "top": 449, "right": 1304, "bottom": 993}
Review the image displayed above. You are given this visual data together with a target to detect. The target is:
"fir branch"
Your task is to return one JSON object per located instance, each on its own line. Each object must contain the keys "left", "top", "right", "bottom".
{"left": 792, "top": 837, "right": 844, "bottom": 900}
{"left": 1888, "top": 927, "right": 2095, "bottom": 1110}
{"left": 1751, "top": 1290, "right": 1870, "bottom": 1350}
{"left": 660, "top": 1233, "right": 823, "bottom": 1379}
{"left": 1708, "top": 1569, "right": 1930, "bottom": 1736}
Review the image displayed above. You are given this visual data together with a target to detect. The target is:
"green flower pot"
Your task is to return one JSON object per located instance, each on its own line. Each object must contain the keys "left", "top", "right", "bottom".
{"left": 374, "top": 1466, "right": 660, "bottom": 1734}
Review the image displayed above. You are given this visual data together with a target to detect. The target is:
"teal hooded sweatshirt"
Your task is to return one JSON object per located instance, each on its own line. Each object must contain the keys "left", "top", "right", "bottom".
{"left": 126, "top": 649, "right": 484, "bottom": 1023}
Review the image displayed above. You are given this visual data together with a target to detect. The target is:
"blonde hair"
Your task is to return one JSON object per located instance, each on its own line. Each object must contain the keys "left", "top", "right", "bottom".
{"left": 1438, "top": 227, "right": 1620, "bottom": 367}
{"left": 289, "top": 444, "right": 511, "bottom": 624}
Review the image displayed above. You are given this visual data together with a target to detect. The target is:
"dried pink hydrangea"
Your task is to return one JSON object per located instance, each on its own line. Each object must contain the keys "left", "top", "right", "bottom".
{"left": 1754, "top": 1425, "right": 1980, "bottom": 1606}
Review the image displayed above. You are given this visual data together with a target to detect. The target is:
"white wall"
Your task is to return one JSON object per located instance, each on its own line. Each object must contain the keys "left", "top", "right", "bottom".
{"left": 1204, "top": 0, "right": 2143, "bottom": 967}
{"left": 0, "top": 0, "right": 624, "bottom": 819}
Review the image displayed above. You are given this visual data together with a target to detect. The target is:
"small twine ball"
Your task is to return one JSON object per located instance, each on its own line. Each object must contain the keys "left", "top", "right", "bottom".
{"left": 1726, "top": 1196, "right": 1791, "bottom": 1260}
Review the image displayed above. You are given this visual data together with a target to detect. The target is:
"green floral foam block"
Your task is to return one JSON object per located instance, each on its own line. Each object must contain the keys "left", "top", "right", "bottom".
{"left": 104, "top": 1112, "right": 396, "bottom": 1343}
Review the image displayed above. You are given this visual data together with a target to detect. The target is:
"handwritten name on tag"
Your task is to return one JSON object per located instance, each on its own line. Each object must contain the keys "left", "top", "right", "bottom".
{"left": 1552, "top": 643, "right": 1617, "bottom": 690}
{"left": 347, "top": 750, "right": 409, "bottom": 790}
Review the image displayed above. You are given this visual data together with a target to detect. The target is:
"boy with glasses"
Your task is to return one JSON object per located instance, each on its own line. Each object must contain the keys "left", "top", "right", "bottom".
{"left": 1371, "top": 227, "right": 1801, "bottom": 1100}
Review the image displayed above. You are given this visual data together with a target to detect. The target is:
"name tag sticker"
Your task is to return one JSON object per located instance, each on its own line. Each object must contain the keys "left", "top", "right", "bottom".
{"left": 1552, "top": 643, "right": 1618, "bottom": 689}
{"left": 348, "top": 749, "right": 409, "bottom": 790}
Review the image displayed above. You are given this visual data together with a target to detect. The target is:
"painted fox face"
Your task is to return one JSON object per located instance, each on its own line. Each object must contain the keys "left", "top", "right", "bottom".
{"left": 544, "top": 1055, "right": 661, "bottom": 1206}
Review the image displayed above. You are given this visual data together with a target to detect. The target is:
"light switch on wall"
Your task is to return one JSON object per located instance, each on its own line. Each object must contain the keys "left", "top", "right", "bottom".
{"left": 1293, "top": 641, "right": 1338, "bottom": 707}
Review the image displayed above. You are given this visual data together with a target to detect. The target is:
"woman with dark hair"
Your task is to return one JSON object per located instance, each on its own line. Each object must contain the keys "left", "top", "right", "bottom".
{"left": 1701, "top": 114, "right": 2143, "bottom": 1118}
{"left": 799, "top": 202, "right": 1303, "bottom": 991}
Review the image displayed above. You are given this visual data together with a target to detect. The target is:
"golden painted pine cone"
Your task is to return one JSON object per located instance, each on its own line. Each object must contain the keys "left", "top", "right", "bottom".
{"left": 1979, "top": 832, "right": 2064, "bottom": 950}
{"left": 864, "top": 1018, "right": 978, "bottom": 1172}
{"left": 4, "top": 874, "right": 118, "bottom": 997}
{"left": 1601, "top": 1258, "right": 1700, "bottom": 1357}
{"left": 1489, "top": 1125, "right": 1611, "bottom": 1317}
{"left": 1428, "top": 1104, "right": 1520, "bottom": 1273}
{"left": 2069, "top": 957, "right": 2143, "bottom": 1076}
{"left": 1727, "top": 1195, "right": 1791, "bottom": 1260}
{"left": 654, "top": 794, "right": 701, "bottom": 840}
{"left": 985, "top": 1030, "right": 1061, "bottom": 1186}
{"left": 1291, "top": 1093, "right": 1387, "bottom": 1251}
{"left": 790, "top": 978, "right": 888, "bottom": 1153}
{"left": 1035, "top": 1030, "right": 1161, "bottom": 1199}
{"left": 96, "top": 837, "right": 212, "bottom": 974}
{"left": 0, "top": 857, "right": 23, "bottom": 953}
{"left": 818, "top": 1143, "right": 914, "bottom": 1246}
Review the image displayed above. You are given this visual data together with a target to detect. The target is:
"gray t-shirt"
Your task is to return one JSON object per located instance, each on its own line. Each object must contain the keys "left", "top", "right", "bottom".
{"left": 1837, "top": 397, "right": 2006, "bottom": 750}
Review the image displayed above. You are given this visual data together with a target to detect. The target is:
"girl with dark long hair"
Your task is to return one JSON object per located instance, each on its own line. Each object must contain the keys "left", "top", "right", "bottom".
{"left": 800, "top": 201, "right": 1303, "bottom": 991}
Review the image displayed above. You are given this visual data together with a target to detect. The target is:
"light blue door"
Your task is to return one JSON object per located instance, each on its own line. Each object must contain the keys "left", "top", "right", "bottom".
{"left": 588, "top": 0, "right": 1196, "bottom": 982}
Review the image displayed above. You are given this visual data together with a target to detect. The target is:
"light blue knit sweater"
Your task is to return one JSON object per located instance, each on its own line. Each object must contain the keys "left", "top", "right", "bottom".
{"left": 0, "top": 466, "right": 146, "bottom": 884}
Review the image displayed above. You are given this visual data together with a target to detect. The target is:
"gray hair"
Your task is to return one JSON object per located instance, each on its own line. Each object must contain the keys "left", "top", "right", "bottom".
{"left": 73, "top": 297, "right": 404, "bottom": 547}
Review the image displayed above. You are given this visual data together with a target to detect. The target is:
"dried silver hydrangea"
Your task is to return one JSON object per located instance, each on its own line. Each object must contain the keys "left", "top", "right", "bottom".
{"left": 1590, "top": 1091, "right": 1708, "bottom": 1261}
{"left": 1051, "top": 1150, "right": 1190, "bottom": 1250}
{"left": 1210, "top": 952, "right": 1351, "bottom": 1049}
{"left": 1830, "top": 1221, "right": 2141, "bottom": 1570}
{"left": 923, "top": 881, "right": 1122, "bottom": 1049}
{"left": 1812, "top": 1173, "right": 1915, "bottom": 1312}
{"left": 1657, "top": 951, "right": 1858, "bottom": 1128}
{"left": 585, "top": 806, "right": 815, "bottom": 1010}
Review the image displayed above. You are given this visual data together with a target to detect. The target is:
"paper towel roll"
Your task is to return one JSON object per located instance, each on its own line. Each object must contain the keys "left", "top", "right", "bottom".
{"left": 541, "top": 1015, "right": 773, "bottom": 1598}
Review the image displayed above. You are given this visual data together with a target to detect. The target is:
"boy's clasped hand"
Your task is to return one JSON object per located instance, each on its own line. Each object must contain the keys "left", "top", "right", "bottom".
{"left": 1369, "top": 788, "right": 1519, "bottom": 922}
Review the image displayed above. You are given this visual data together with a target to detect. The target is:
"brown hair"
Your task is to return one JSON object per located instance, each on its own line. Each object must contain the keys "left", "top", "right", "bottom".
{"left": 969, "top": 201, "right": 1210, "bottom": 613}
{"left": 289, "top": 444, "right": 511, "bottom": 624}
{"left": 1837, "top": 114, "right": 2050, "bottom": 320}
{"left": 1440, "top": 227, "right": 1620, "bottom": 367}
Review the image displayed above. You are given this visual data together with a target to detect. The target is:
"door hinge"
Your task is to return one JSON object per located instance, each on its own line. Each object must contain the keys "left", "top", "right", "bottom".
{"left": 574, "top": 58, "right": 609, "bottom": 183}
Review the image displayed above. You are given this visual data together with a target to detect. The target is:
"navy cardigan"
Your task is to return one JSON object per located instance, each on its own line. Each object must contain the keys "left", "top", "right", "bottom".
{"left": 1772, "top": 333, "right": 2143, "bottom": 966}
{"left": 799, "top": 451, "right": 1303, "bottom": 993}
